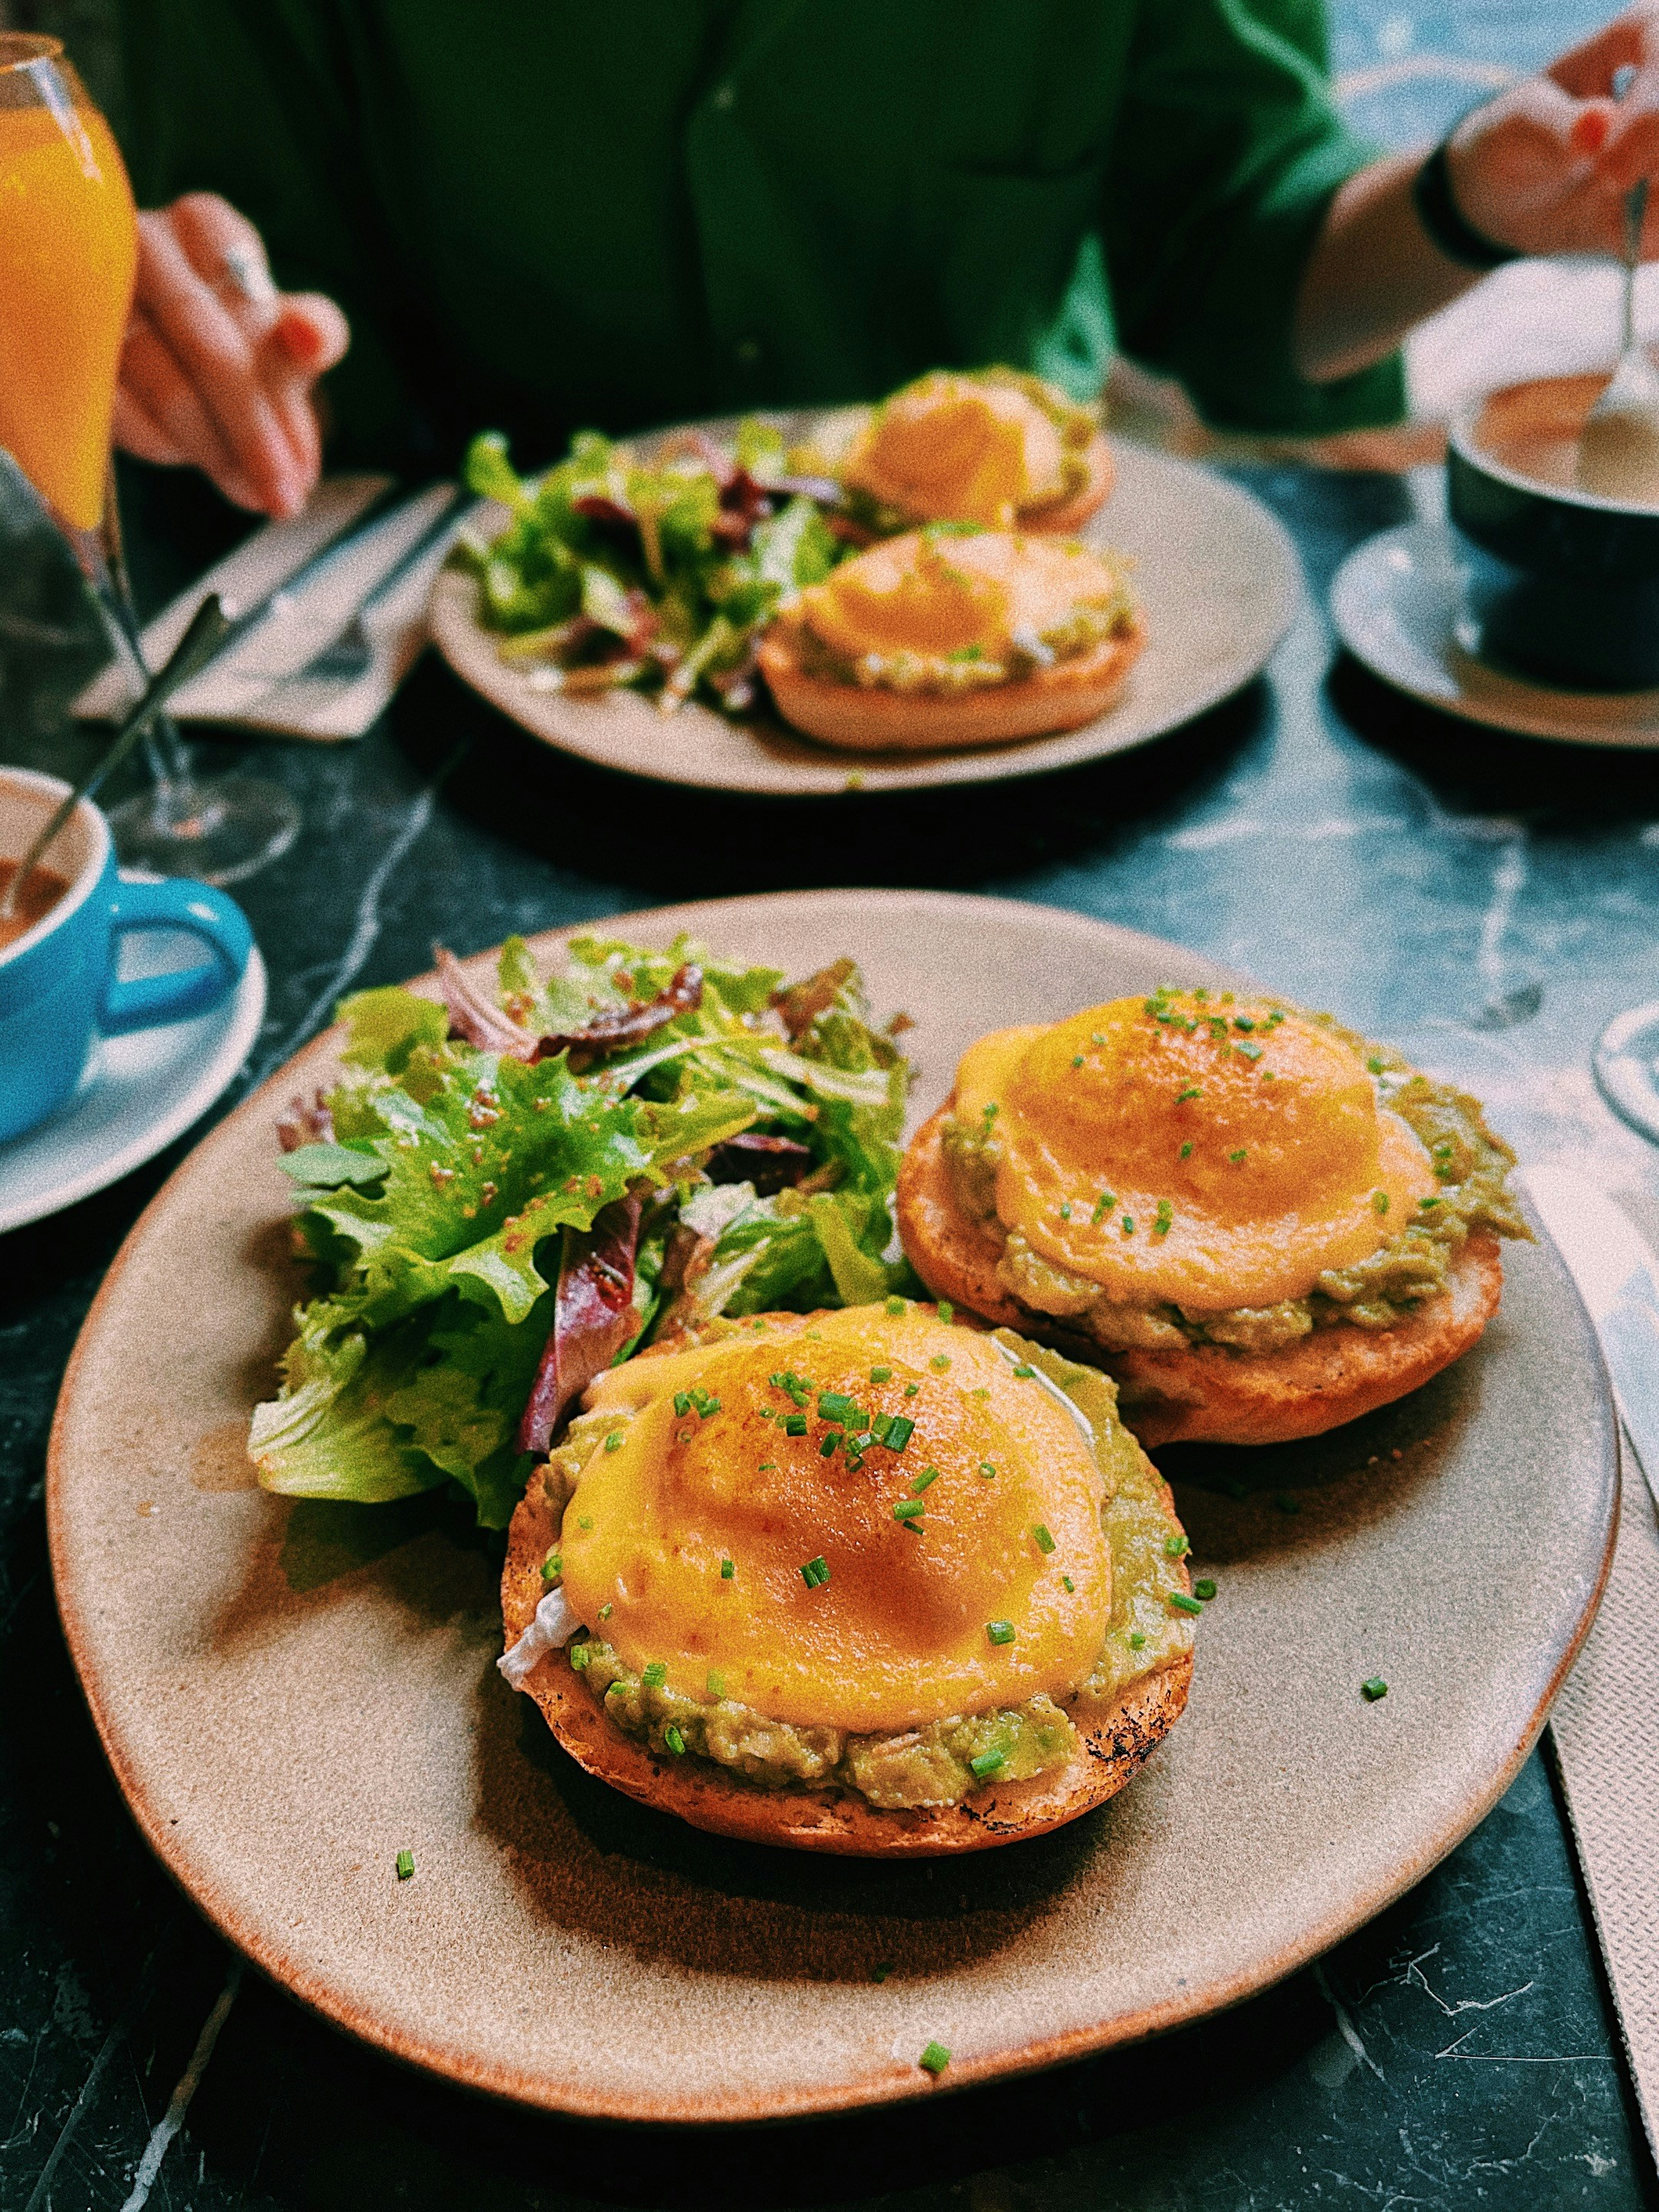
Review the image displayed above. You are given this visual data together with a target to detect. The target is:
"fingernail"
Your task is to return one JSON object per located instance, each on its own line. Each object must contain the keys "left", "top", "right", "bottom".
{"left": 273, "top": 311, "right": 325, "bottom": 369}
{"left": 1573, "top": 108, "right": 1611, "bottom": 156}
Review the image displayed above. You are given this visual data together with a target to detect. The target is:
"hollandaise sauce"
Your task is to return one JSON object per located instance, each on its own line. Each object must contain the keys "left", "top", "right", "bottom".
{"left": 518, "top": 1310, "right": 1194, "bottom": 1809}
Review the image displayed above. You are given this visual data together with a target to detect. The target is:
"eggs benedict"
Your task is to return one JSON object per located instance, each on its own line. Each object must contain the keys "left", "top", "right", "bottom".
{"left": 897, "top": 988, "right": 1526, "bottom": 1447}
{"left": 835, "top": 369, "right": 1114, "bottom": 534}
{"left": 757, "top": 525, "right": 1144, "bottom": 751}
{"left": 498, "top": 1302, "right": 1194, "bottom": 1854}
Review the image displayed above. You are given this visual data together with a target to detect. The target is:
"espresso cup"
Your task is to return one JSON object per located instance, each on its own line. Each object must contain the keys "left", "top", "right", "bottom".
{"left": 0, "top": 766, "right": 253, "bottom": 1145}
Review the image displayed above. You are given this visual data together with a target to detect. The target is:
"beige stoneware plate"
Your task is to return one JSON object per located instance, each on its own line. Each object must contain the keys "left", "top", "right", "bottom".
{"left": 49, "top": 891, "right": 1616, "bottom": 2122}
{"left": 428, "top": 424, "right": 1300, "bottom": 794}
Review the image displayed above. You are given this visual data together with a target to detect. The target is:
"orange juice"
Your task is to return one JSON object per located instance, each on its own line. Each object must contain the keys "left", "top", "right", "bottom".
{"left": 0, "top": 100, "right": 137, "bottom": 529}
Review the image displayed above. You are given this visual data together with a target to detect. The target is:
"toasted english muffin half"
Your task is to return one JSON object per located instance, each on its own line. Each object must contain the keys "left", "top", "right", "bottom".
{"left": 757, "top": 614, "right": 1146, "bottom": 753}
{"left": 1017, "top": 430, "right": 1114, "bottom": 534}
{"left": 898, "top": 1102, "right": 1505, "bottom": 1449}
{"left": 500, "top": 1311, "right": 1192, "bottom": 1855}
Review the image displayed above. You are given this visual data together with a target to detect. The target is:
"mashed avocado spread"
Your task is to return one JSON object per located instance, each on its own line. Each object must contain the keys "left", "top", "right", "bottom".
{"left": 538, "top": 1339, "right": 1192, "bottom": 1808}
{"left": 943, "top": 1015, "right": 1526, "bottom": 1356}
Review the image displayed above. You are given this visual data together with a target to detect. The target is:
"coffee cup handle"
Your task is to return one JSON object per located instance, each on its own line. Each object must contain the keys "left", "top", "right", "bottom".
{"left": 99, "top": 876, "right": 254, "bottom": 1037}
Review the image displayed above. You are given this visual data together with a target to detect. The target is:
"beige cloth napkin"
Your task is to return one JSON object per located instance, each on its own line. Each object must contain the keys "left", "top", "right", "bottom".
{"left": 1550, "top": 1470, "right": 1659, "bottom": 2167}
{"left": 75, "top": 476, "right": 470, "bottom": 740}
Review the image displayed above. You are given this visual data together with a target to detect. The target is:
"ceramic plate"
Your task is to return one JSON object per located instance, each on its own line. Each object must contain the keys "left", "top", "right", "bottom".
{"left": 0, "top": 948, "right": 266, "bottom": 1235}
{"left": 1331, "top": 520, "right": 1659, "bottom": 748}
{"left": 48, "top": 892, "right": 1615, "bottom": 2121}
{"left": 429, "top": 426, "right": 1300, "bottom": 794}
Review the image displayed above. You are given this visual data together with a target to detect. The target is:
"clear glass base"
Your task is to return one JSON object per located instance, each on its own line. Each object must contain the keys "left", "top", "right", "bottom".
{"left": 1594, "top": 1001, "right": 1659, "bottom": 1145}
{"left": 108, "top": 773, "right": 300, "bottom": 888}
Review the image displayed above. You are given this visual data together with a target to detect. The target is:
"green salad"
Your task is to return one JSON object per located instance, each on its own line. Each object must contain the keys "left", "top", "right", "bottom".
{"left": 250, "top": 935, "right": 913, "bottom": 1526}
{"left": 459, "top": 422, "right": 847, "bottom": 712}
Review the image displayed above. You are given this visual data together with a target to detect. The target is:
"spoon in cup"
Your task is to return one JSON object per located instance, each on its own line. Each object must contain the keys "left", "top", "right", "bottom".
{"left": 0, "top": 593, "right": 232, "bottom": 925}
{"left": 1578, "top": 71, "right": 1659, "bottom": 503}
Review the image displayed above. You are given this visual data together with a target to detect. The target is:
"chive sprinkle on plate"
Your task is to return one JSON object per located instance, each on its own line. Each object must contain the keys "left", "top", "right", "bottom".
{"left": 919, "top": 2040, "right": 952, "bottom": 2076}
{"left": 395, "top": 1849, "right": 414, "bottom": 1881}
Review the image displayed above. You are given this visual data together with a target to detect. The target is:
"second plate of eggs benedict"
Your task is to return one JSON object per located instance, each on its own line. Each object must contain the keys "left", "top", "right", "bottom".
{"left": 758, "top": 524, "right": 1144, "bottom": 751}
{"left": 498, "top": 1300, "right": 1194, "bottom": 1854}
{"left": 898, "top": 988, "right": 1527, "bottom": 1446}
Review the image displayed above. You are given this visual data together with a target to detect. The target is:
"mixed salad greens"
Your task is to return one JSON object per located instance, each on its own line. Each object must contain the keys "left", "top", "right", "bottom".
{"left": 459, "top": 422, "right": 851, "bottom": 713}
{"left": 249, "top": 935, "right": 914, "bottom": 1527}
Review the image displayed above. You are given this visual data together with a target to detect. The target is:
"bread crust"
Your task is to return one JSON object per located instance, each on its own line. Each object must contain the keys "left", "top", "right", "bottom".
{"left": 897, "top": 1102, "right": 1505, "bottom": 1449}
{"left": 757, "top": 612, "right": 1147, "bottom": 754}
{"left": 1019, "top": 431, "right": 1114, "bottom": 534}
{"left": 500, "top": 1313, "right": 1191, "bottom": 1856}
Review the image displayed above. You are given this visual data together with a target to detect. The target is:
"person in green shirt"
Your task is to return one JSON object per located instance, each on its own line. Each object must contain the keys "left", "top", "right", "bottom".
{"left": 108, "top": 0, "right": 1659, "bottom": 520}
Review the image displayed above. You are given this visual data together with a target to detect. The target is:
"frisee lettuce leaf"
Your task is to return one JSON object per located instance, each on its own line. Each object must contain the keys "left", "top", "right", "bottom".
{"left": 250, "top": 935, "right": 912, "bottom": 1525}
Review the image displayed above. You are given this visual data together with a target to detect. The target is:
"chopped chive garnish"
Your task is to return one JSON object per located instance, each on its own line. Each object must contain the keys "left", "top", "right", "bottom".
{"left": 783, "top": 1413, "right": 808, "bottom": 1436}
{"left": 1061, "top": 1575, "right": 1076, "bottom": 1593}
{"left": 1228, "top": 1148, "right": 1247, "bottom": 1164}
{"left": 1164, "top": 1534, "right": 1190, "bottom": 1558}
{"left": 930, "top": 1354, "right": 951, "bottom": 1371}
{"left": 541, "top": 1551, "right": 562, "bottom": 1582}
{"left": 1366, "top": 1055, "right": 1385, "bottom": 1075}
{"left": 643, "top": 1661, "right": 667, "bottom": 1687}
{"left": 1059, "top": 1202, "right": 1073, "bottom": 1220}
{"left": 1128, "top": 1631, "right": 1146, "bottom": 1649}
{"left": 969, "top": 1749, "right": 1006, "bottom": 1781}
{"left": 604, "top": 1429, "right": 624, "bottom": 1453}
{"left": 872, "top": 1962, "right": 894, "bottom": 1983}
{"left": 979, "top": 1461, "right": 998, "bottom": 1481}
{"left": 905, "top": 1381, "right": 920, "bottom": 1397}
{"left": 1177, "top": 1085, "right": 1202, "bottom": 1103}
{"left": 1180, "top": 1141, "right": 1194, "bottom": 1159}
{"left": 1091, "top": 1031, "right": 1105, "bottom": 1045}
{"left": 1012, "top": 1363, "right": 1035, "bottom": 1379}
{"left": 571, "top": 1640, "right": 592, "bottom": 1669}
{"left": 819, "top": 1390, "right": 860, "bottom": 1426}
{"left": 820, "top": 1431, "right": 841, "bottom": 1458}
{"left": 883, "top": 1416, "right": 915, "bottom": 1452}
{"left": 1032, "top": 1524, "right": 1056, "bottom": 1555}
{"left": 986, "top": 1620, "right": 1016, "bottom": 1646}
{"left": 1071, "top": 1054, "right": 1084, "bottom": 1069}
{"left": 1194, "top": 1578, "right": 1217, "bottom": 1600}
{"left": 919, "top": 2041, "right": 952, "bottom": 2077}
{"left": 886, "top": 1294, "right": 908, "bottom": 1316}
{"left": 578, "top": 1515, "right": 594, "bottom": 1531}
{"left": 697, "top": 1393, "right": 720, "bottom": 1416}
{"left": 1420, "top": 1195, "right": 1441, "bottom": 1209}
{"left": 674, "top": 1391, "right": 690, "bottom": 1416}
{"left": 1233, "top": 1015, "right": 1255, "bottom": 1032}
{"left": 1362, "top": 1677, "right": 1389, "bottom": 1701}
{"left": 598, "top": 1602, "right": 613, "bottom": 1620}
{"left": 893, "top": 1499, "right": 926, "bottom": 1522}
{"left": 870, "top": 1366, "right": 892, "bottom": 1383}
{"left": 1153, "top": 1199, "right": 1173, "bottom": 1237}
{"left": 396, "top": 1849, "right": 414, "bottom": 1881}
{"left": 1170, "top": 1592, "right": 1204, "bottom": 1616}
{"left": 720, "top": 1558, "right": 734, "bottom": 1579}
{"left": 936, "top": 1301, "right": 954, "bottom": 1324}
{"left": 1121, "top": 1214, "right": 1135, "bottom": 1235}
{"left": 1372, "top": 1190, "right": 1389, "bottom": 1215}
{"left": 911, "top": 1466, "right": 940, "bottom": 1495}
{"left": 1194, "top": 988, "right": 1209, "bottom": 1002}
{"left": 849, "top": 1430, "right": 875, "bottom": 1452}
{"left": 759, "top": 1459, "right": 777, "bottom": 1472}
{"left": 664, "top": 1724, "right": 687, "bottom": 1754}
{"left": 801, "top": 1555, "right": 830, "bottom": 1589}
{"left": 1237, "top": 1041, "right": 1263, "bottom": 1061}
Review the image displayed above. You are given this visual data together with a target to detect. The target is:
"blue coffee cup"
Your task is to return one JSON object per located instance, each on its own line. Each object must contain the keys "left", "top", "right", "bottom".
{"left": 0, "top": 767, "right": 253, "bottom": 1145}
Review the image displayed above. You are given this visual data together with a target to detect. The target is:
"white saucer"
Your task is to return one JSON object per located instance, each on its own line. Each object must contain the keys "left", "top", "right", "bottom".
{"left": 1330, "top": 519, "right": 1659, "bottom": 749}
{"left": 0, "top": 949, "right": 267, "bottom": 1235}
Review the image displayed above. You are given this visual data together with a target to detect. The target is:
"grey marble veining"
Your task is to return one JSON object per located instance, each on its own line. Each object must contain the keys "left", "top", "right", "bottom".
{"left": 4, "top": 443, "right": 1659, "bottom": 2209}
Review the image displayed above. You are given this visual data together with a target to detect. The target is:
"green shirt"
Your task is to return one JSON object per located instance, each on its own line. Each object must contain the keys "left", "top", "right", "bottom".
{"left": 116, "top": 0, "right": 1402, "bottom": 471}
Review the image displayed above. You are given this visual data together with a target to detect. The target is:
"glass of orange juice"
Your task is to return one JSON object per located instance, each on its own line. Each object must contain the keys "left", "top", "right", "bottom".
{"left": 0, "top": 33, "right": 299, "bottom": 886}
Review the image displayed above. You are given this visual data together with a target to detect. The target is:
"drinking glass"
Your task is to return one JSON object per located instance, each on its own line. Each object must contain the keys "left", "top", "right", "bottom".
{"left": 0, "top": 32, "right": 298, "bottom": 885}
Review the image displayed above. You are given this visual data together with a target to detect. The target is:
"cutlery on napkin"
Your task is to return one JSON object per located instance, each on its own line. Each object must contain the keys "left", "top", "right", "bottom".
{"left": 73, "top": 478, "right": 472, "bottom": 740}
{"left": 1522, "top": 1165, "right": 1659, "bottom": 2169}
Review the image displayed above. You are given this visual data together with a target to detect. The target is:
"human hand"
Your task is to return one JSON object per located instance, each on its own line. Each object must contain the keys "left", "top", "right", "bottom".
{"left": 113, "top": 193, "right": 349, "bottom": 519}
{"left": 1445, "top": 5, "right": 1659, "bottom": 261}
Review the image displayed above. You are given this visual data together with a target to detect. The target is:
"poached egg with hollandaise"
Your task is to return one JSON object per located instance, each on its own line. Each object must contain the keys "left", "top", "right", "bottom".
{"left": 836, "top": 368, "right": 1111, "bottom": 531}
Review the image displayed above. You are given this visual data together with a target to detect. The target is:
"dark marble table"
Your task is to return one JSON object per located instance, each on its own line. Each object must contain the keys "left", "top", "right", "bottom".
{"left": 5, "top": 446, "right": 1659, "bottom": 2212}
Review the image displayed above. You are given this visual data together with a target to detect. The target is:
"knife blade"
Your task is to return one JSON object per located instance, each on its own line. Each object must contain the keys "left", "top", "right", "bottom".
{"left": 1523, "top": 1164, "right": 1659, "bottom": 1505}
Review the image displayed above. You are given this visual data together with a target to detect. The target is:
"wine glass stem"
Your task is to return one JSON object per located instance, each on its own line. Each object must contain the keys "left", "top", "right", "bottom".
{"left": 86, "top": 473, "right": 194, "bottom": 803}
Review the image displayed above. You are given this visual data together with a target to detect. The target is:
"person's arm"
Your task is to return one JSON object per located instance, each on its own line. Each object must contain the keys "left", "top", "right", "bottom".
{"left": 1296, "top": 2, "right": 1659, "bottom": 383}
